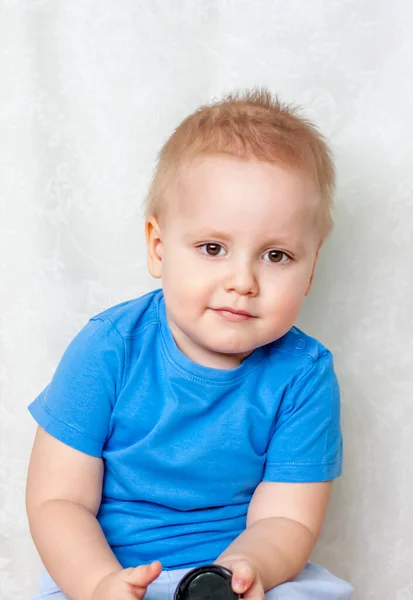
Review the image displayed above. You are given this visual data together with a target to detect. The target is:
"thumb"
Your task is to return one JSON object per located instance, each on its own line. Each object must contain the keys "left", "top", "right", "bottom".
{"left": 124, "top": 561, "right": 162, "bottom": 588}
{"left": 231, "top": 560, "right": 256, "bottom": 594}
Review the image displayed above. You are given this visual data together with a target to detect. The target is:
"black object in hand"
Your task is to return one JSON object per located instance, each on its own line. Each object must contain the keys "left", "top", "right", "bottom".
{"left": 174, "top": 565, "right": 241, "bottom": 600}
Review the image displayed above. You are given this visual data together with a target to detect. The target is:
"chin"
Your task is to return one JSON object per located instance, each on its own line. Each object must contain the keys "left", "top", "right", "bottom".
{"left": 206, "top": 339, "right": 255, "bottom": 357}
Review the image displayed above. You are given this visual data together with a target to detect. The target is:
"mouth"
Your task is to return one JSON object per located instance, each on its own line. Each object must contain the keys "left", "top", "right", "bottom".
{"left": 211, "top": 307, "right": 255, "bottom": 322}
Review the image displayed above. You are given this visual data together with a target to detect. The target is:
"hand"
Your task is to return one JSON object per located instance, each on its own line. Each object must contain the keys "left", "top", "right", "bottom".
{"left": 91, "top": 560, "right": 162, "bottom": 600}
{"left": 215, "top": 556, "right": 264, "bottom": 600}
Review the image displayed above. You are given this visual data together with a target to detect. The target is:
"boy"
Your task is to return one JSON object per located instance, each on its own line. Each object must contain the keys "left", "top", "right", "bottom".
{"left": 26, "top": 89, "right": 353, "bottom": 600}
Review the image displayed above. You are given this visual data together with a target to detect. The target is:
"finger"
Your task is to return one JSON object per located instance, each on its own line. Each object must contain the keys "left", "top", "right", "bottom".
{"left": 124, "top": 561, "right": 162, "bottom": 587}
{"left": 240, "top": 590, "right": 263, "bottom": 600}
{"left": 231, "top": 560, "right": 256, "bottom": 595}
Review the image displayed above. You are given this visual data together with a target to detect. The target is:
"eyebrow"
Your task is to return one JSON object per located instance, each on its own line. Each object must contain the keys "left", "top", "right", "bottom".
{"left": 184, "top": 230, "right": 306, "bottom": 253}
{"left": 184, "top": 230, "right": 233, "bottom": 242}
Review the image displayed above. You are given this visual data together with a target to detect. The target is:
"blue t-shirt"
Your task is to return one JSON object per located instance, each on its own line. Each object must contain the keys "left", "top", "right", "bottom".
{"left": 29, "top": 289, "right": 342, "bottom": 570}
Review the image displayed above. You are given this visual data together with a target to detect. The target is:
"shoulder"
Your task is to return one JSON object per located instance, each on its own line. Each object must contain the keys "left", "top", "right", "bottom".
{"left": 262, "top": 326, "right": 334, "bottom": 385}
{"left": 268, "top": 326, "right": 332, "bottom": 362}
{"left": 90, "top": 288, "right": 162, "bottom": 341}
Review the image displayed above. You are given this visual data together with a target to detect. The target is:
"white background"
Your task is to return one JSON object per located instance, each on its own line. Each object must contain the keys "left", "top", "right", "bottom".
{"left": 1, "top": 1, "right": 413, "bottom": 599}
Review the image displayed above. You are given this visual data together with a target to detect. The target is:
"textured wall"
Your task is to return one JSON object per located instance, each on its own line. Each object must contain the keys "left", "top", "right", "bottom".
{"left": 1, "top": 1, "right": 412, "bottom": 598}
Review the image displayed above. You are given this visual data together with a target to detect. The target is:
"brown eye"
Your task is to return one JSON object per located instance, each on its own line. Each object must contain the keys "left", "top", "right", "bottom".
{"left": 201, "top": 243, "right": 224, "bottom": 256}
{"left": 264, "top": 250, "right": 288, "bottom": 264}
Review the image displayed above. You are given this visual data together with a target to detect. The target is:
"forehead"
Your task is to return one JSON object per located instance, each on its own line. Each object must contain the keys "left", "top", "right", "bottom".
{"left": 168, "top": 154, "right": 319, "bottom": 237}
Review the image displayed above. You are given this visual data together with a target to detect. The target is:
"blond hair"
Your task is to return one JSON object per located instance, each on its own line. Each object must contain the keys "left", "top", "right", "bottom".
{"left": 145, "top": 88, "right": 335, "bottom": 241}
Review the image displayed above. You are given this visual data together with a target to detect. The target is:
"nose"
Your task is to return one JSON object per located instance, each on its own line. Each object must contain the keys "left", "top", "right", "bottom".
{"left": 224, "top": 261, "right": 259, "bottom": 296}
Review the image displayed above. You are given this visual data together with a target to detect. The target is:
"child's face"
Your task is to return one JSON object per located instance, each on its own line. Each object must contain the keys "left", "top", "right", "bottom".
{"left": 146, "top": 154, "right": 321, "bottom": 369}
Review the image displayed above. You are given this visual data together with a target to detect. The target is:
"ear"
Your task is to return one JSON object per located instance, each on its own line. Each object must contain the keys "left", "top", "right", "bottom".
{"left": 305, "top": 248, "right": 320, "bottom": 296}
{"left": 145, "top": 216, "right": 163, "bottom": 279}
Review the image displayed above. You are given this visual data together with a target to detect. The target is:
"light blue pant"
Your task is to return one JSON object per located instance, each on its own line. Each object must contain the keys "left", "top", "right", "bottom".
{"left": 33, "top": 562, "right": 353, "bottom": 599}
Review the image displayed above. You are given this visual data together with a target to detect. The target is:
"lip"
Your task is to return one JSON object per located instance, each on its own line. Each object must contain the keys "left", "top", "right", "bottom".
{"left": 211, "top": 307, "right": 255, "bottom": 322}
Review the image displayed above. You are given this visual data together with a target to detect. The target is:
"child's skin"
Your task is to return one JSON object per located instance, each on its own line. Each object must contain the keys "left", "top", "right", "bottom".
{"left": 147, "top": 154, "right": 321, "bottom": 369}
{"left": 26, "top": 153, "right": 332, "bottom": 600}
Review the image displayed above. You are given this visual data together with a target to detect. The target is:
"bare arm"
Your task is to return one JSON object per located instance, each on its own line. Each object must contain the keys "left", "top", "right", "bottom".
{"left": 216, "top": 480, "right": 332, "bottom": 591}
{"left": 26, "top": 427, "right": 123, "bottom": 600}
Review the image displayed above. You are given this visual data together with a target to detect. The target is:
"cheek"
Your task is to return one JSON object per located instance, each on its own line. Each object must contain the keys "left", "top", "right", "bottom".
{"left": 264, "top": 291, "right": 305, "bottom": 335}
{"left": 162, "top": 252, "right": 213, "bottom": 304}
{"left": 264, "top": 270, "right": 310, "bottom": 311}
{"left": 272, "top": 291, "right": 303, "bottom": 316}
{"left": 164, "top": 248, "right": 214, "bottom": 284}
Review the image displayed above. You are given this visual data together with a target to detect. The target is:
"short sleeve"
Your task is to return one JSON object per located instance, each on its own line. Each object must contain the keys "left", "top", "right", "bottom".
{"left": 28, "top": 317, "right": 125, "bottom": 457}
{"left": 263, "top": 351, "right": 343, "bottom": 483}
